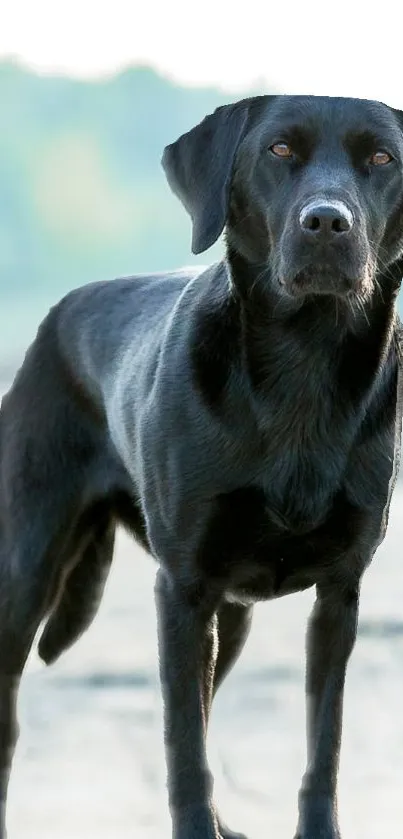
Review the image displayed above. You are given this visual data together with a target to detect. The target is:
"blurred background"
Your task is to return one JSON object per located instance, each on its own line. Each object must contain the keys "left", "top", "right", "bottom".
{"left": 2, "top": 2, "right": 403, "bottom": 837}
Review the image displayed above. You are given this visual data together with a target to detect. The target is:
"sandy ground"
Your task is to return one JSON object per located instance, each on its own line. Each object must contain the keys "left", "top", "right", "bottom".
{"left": 2, "top": 450, "right": 403, "bottom": 837}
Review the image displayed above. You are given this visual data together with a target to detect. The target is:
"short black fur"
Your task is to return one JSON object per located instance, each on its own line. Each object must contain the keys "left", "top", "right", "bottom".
{"left": 1, "top": 94, "right": 403, "bottom": 839}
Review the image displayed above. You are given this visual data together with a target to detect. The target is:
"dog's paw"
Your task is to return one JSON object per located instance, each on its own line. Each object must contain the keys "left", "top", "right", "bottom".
{"left": 218, "top": 819, "right": 248, "bottom": 839}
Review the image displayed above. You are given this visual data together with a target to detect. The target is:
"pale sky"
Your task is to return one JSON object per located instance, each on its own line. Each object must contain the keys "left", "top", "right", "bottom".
{"left": 2, "top": 1, "right": 403, "bottom": 108}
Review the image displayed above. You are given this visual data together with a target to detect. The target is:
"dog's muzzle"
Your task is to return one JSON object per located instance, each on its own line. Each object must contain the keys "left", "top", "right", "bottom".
{"left": 278, "top": 197, "right": 369, "bottom": 298}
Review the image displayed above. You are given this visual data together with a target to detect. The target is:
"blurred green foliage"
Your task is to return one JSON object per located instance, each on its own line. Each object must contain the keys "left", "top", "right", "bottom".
{"left": 0, "top": 62, "right": 260, "bottom": 370}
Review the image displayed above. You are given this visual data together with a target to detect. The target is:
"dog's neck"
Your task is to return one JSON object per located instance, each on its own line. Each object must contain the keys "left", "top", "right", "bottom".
{"left": 224, "top": 245, "right": 399, "bottom": 416}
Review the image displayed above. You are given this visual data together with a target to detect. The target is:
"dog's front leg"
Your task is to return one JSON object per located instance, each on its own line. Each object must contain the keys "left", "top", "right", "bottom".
{"left": 155, "top": 568, "right": 220, "bottom": 839}
{"left": 294, "top": 578, "right": 360, "bottom": 839}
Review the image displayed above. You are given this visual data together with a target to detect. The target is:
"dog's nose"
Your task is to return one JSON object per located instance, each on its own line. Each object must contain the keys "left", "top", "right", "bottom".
{"left": 299, "top": 201, "right": 354, "bottom": 236}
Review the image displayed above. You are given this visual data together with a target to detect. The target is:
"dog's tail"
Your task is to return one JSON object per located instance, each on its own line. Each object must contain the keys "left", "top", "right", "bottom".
{"left": 37, "top": 520, "right": 115, "bottom": 665}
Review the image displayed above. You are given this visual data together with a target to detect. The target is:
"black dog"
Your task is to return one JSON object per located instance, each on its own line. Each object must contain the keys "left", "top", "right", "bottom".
{"left": 1, "top": 94, "right": 403, "bottom": 839}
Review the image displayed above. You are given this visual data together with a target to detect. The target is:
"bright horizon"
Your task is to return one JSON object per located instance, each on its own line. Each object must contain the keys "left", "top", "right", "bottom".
{"left": 2, "top": 1, "right": 403, "bottom": 108}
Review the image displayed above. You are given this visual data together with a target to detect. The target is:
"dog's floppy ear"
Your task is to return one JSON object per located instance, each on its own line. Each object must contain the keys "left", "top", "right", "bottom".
{"left": 162, "top": 102, "right": 250, "bottom": 254}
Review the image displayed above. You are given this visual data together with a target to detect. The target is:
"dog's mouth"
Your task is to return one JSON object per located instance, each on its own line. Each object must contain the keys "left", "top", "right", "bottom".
{"left": 281, "top": 262, "right": 372, "bottom": 299}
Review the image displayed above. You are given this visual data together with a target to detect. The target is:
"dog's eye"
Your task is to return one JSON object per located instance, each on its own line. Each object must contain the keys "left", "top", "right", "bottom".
{"left": 270, "top": 142, "right": 293, "bottom": 159}
{"left": 369, "top": 150, "right": 393, "bottom": 166}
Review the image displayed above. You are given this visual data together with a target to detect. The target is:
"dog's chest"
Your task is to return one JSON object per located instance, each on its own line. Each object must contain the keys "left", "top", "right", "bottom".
{"left": 197, "top": 479, "right": 360, "bottom": 604}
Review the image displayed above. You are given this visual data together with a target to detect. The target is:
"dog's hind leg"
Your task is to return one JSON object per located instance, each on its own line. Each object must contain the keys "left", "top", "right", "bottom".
{"left": 202, "top": 602, "right": 254, "bottom": 722}
{"left": 0, "top": 336, "right": 111, "bottom": 834}
{"left": 0, "top": 487, "right": 114, "bottom": 836}
{"left": 37, "top": 511, "right": 115, "bottom": 666}
{"left": 0, "top": 506, "right": 71, "bottom": 837}
{"left": 213, "top": 602, "right": 253, "bottom": 698}
{"left": 37, "top": 489, "right": 151, "bottom": 666}
{"left": 201, "top": 602, "right": 253, "bottom": 839}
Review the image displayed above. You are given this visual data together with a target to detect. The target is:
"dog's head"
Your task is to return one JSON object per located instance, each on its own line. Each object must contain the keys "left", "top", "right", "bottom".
{"left": 162, "top": 95, "right": 403, "bottom": 301}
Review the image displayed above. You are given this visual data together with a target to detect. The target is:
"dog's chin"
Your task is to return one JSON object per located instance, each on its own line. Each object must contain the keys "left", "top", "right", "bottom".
{"left": 280, "top": 264, "right": 370, "bottom": 300}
